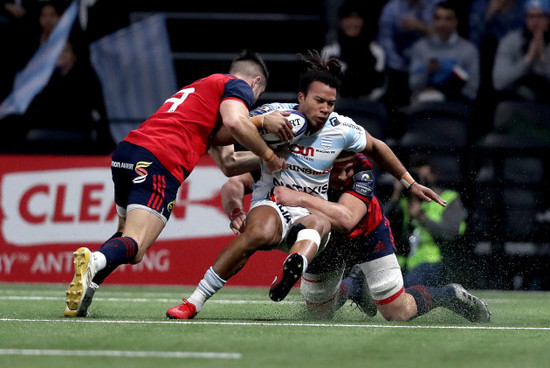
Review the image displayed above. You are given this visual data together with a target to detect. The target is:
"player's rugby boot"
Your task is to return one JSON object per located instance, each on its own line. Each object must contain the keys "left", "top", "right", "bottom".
{"left": 346, "top": 265, "right": 377, "bottom": 317}
{"left": 64, "top": 247, "right": 99, "bottom": 317}
{"left": 444, "top": 284, "right": 491, "bottom": 323}
{"left": 166, "top": 299, "right": 198, "bottom": 319}
{"left": 269, "top": 253, "right": 304, "bottom": 302}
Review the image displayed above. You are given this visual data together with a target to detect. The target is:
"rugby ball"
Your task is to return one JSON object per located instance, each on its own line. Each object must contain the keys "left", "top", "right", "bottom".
{"left": 260, "top": 110, "right": 308, "bottom": 149}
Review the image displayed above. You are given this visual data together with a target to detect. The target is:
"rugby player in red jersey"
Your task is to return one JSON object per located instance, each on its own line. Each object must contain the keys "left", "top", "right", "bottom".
{"left": 272, "top": 151, "right": 491, "bottom": 322}
{"left": 211, "top": 151, "right": 491, "bottom": 322}
{"left": 63, "top": 50, "right": 290, "bottom": 317}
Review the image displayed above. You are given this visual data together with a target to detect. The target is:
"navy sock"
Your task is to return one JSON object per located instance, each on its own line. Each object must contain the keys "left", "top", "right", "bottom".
{"left": 406, "top": 285, "right": 454, "bottom": 317}
{"left": 341, "top": 276, "right": 361, "bottom": 300}
{"left": 92, "top": 236, "right": 138, "bottom": 285}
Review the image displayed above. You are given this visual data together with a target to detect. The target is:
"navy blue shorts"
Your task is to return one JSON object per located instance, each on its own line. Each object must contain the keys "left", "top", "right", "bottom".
{"left": 307, "top": 217, "right": 397, "bottom": 274}
{"left": 111, "top": 141, "right": 182, "bottom": 223}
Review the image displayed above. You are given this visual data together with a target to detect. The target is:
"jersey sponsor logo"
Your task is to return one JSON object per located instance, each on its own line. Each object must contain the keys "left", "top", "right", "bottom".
{"left": 290, "top": 144, "right": 315, "bottom": 158}
{"left": 133, "top": 161, "right": 152, "bottom": 184}
{"left": 273, "top": 178, "right": 329, "bottom": 196}
{"left": 111, "top": 161, "right": 134, "bottom": 170}
{"left": 285, "top": 164, "right": 330, "bottom": 176}
{"left": 340, "top": 121, "right": 362, "bottom": 130}
{"left": 329, "top": 116, "right": 340, "bottom": 126}
{"left": 276, "top": 203, "right": 292, "bottom": 224}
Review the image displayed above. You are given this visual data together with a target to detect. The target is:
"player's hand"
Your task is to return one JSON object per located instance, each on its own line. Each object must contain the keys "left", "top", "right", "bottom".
{"left": 263, "top": 151, "right": 286, "bottom": 174}
{"left": 263, "top": 111, "right": 294, "bottom": 142}
{"left": 409, "top": 182, "right": 446, "bottom": 207}
{"left": 272, "top": 186, "right": 302, "bottom": 206}
{"left": 229, "top": 208, "right": 247, "bottom": 234}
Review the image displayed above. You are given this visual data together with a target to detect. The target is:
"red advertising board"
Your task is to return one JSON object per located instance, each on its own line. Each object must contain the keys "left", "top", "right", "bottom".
{"left": 0, "top": 154, "right": 286, "bottom": 287}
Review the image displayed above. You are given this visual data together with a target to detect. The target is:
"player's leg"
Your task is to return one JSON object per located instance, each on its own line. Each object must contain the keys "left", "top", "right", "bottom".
{"left": 167, "top": 204, "right": 283, "bottom": 319}
{"left": 66, "top": 218, "right": 125, "bottom": 318}
{"left": 269, "top": 214, "right": 331, "bottom": 302}
{"left": 360, "top": 254, "right": 491, "bottom": 322}
{"left": 405, "top": 283, "right": 491, "bottom": 323}
{"left": 64, "top": 142, "right": 177, "bottom": 317}
{"left": 64, "top": 209, "right": 165, "bottom": 317}
{"left": 300, "top": 268, "right": 345, "bottom": 319}
{"left": 338, "top": 218, "right": 396, "bottom": 317}
{"left": 299, "top": 239, "right": 346, "bottom": 319}
{"left": 338, "top": 264, "right": 378, "bottom": 317}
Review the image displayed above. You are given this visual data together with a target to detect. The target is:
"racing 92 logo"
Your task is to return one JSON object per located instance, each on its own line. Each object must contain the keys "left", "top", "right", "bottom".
{"left": 133, "top": 161, "right": 153, "bottom": 184}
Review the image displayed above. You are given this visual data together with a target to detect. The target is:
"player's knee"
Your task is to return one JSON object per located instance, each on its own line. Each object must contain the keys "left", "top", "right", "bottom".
{"left": 379, "top": 307, "right": 412, "bottom": 322}
{"left": 364, "top": 255, "right": 404, "bottom": 302}
{"left": 240, "top": 225, "right": 277, "bottom": 251}
{"left": 288, "top": 224, "right": 321, "bottom": 247}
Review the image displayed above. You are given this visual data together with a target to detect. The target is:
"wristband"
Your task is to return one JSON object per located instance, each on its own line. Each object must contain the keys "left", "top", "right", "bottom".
{"left": 400, "top": 172, "right": 416, "bottom": 189}
{"left": 262, "top": 149, "right": 275, "bottom": 162}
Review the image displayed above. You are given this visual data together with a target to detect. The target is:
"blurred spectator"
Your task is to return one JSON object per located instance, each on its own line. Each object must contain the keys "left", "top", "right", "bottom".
{"left": 323, "top": 0, "right": 387, "bottom": 44}
{"left": 377, "top": 0, "right": 439, "bottom": 138}
{"left": 0, "top": 0, "right": 41, "bottom": 100}
{"left": 493, "top": 0, "right": 550, "bottom": 102}
{"left": 408, "top": 0, "right": 479, "bottom": 105}
{"left": 468, "top": 0, "right": 527, "bottom": 140}
{"left": 378, "top": 0, "right": 439, "bottom": 107}
{"left": 1, "top": 37, "right": 113, "bottom": 153}
{"left": 384, "top": 154, "right": 468, "bottom": 287}
{"left": 321, "top": 0, "right": 386, "bottom": 101}
{"left": 469, "top": 0, "right": 526, "bottom": 48}
{"left": 468, "top": 0, "right": 525, "bottom": 91}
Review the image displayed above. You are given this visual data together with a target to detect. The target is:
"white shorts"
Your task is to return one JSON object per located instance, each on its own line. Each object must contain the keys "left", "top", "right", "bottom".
{"left": 301, "top": 254, "right": 404, "bottom": 305}
{"left": 250, "top": 199, "right": 328, "bottom": 253}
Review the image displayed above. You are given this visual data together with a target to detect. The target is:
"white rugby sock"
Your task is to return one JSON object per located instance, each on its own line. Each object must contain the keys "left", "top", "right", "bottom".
{"left": 188, "top": 267, "right": 227, "bottom": 312}
{"left": 92, "top": 252, "right": 107, "bottom": 271}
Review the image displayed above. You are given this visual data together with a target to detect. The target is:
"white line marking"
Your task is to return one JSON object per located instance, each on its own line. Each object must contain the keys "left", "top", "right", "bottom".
{"left": 0, "top": 296, "right": 297, "bottom": 305}
{"left": 0, "top": 349, "right": 241, "bottom": 359}
{"left": 1, "top": 318, "right": 549, "bottom": 331}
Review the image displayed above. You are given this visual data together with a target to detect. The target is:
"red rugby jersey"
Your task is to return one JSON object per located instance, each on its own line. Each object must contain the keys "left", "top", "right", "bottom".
{"left": 341, "top": 153, "right": 385, "bottom": 237}
{"left": 124, "top": 74, "right": 254, "bottom": 182}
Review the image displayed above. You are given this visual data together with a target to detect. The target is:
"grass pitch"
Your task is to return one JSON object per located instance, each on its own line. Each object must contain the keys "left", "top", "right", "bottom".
{"left": 1, "top": 283, "right": 549, "bottom": 368}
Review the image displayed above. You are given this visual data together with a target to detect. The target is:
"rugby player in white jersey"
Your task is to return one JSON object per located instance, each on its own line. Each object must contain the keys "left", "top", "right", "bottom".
{"left": 166, "top": 50, "right": 445, "bottom": 319}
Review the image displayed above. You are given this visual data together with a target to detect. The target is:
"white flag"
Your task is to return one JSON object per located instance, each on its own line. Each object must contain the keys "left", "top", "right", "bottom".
{"left": 0, "top": 0, "right": 79, "bottom": 119}
{"left": 89, "top": 14, "right": 177, "bottom": 142}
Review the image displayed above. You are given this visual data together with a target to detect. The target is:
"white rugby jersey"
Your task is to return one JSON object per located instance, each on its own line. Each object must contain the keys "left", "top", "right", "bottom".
{"left": 250, "top": 103, "right": 367, "bottom": 202}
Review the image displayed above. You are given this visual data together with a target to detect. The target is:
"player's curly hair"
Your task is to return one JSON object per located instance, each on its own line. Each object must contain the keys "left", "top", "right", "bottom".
{"left": 298, "top": 50, "right": 343, "bottom": 94}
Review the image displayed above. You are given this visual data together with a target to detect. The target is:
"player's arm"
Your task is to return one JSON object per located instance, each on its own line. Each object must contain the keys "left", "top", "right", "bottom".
{"left": 221, "top": 173, "right": 255, "bottom": 234}
{"left": 208, "top": 145, "right": 260, "bottom": 177}
{"left": 219, "top": 99, "right": 286, "bottom": 173}
{"left": 212, "top": 110, "right": 294, "bottom": 146}
{"left": 272, "top": 187, "right": 367, "bottom": 233}
{"left": 249, "top": 110, "right": 294, "bottom": 142}
{"left": 362, "top": 131, "right": 446, "bottom": 207}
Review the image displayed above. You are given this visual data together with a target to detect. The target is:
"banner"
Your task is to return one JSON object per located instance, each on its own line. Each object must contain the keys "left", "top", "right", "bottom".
{"left": 0, "top": 154, "right": 286, "bottom": 286}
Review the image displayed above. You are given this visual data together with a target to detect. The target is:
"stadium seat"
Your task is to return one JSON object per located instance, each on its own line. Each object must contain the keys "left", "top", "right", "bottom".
{"left": 502, "top": 188, "right": 543, "bottom": 241}
{"left": 493, "top": 101, "right": 550, "bottom": 143}
{"left": 335, "top": 98, "right": 388, "bottom": 140}
{"left": 398, "top": 101, "right": 471, "bottom": 149}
